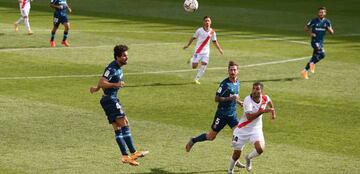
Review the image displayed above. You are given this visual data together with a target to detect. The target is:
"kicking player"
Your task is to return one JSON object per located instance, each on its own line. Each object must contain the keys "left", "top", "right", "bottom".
{"left": 14, "top": 0, "right": 33, "bottom": 35}
{"left": 49, "top": 0, "right": 72, "bottom": 47}
{"left": 301, "top": 7, "right": 334, "bottom": 79}
{"left": 228, "top": 82, "right": 276, "bottom": 174}
{"left": 90, "top": 44, "right": 148, "bottom": 166}
{"left": 183, "top": 16, "right": 224, "bottom": 84}
{"left": 186, "top": 61, "right": 245, "bottom": 168}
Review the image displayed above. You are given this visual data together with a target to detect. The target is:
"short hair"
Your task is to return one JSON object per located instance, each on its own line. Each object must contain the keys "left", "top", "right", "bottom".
{"left": 203, "top": 16, "right": 211, "bottom": 20}
{"left": 113, "top": 44, "right": 128, "bottom": 60}
{"left": 318, "top": 6, "right": 326, "bottom": 11}
{"left": 253, "top": 81, "right": 264, "bottom": 89}
{"left": 228, "top": 60, "right": 238, "bottom": 69}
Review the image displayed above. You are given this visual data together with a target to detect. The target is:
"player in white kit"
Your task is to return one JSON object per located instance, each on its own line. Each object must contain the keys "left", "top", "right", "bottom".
{"left": 183, "top": 16, "right": 224, "bottom": 84}
{"left": 14, "top": 0, "right": 33, "bottom": 35}
{"left": 228, "top": 82, "right": 276, "bottom": 174}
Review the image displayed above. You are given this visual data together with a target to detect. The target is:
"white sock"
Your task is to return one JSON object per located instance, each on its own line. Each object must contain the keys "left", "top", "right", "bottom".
{"left": 24, "top": 17, "right": 30, "bottom": 31}
{"left": 16, "top": 17, "right": 24, "bottom": 24}
{"left": 194, "top": 65, "right": 207, "bottom": 80}
{"left": 228, "top": 157, "right": 236, "bottom": 173}
{"left": 247, "top": 149, "right": 260, "bottom": 159}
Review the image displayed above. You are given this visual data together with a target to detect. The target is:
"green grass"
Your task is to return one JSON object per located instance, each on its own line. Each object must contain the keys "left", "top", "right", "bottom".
{"left": 0, "top": 0, "right": 360, "bottom": 173}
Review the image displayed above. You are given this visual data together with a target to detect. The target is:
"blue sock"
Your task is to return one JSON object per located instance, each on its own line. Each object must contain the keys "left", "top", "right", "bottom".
{"left": 63, "top": 31, "right": 68, "bottom": 41}
{"left": 50, "top": 32, "right": 55, "bottom": 41}
{"left": 115, "top": 130, "right": 128, "bottom": 156}
{"left": 192, "top": 133, "right": 207, "bottom": 143}
{"left": 121, "top": 126, "right": 136, "bottom": 153}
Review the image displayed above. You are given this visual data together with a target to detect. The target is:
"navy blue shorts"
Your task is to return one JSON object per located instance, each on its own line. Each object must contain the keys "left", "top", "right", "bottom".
{"left": 100, "top": 96, "right": 125, "bottom": 124}
{"left": 211, "top": 111, "right": 239, "bottom": 132}
{"left": 311, "top": 42, "right": 324, "bottom": 53}
{"left": 53, "top": 15, "right": 68, "bottom": 26}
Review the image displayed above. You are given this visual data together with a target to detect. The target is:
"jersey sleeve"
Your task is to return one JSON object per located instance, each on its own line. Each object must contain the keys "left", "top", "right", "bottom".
{"left": 216, "top": 82, "right": 228, "bottom": 97}
{"left": 50, "top": 0, "right": 55, "bottom": 4}
{"left": 211, "top": 31, "right": 217, "bottom": 41}
{"left": 265, "top": 95, "right": 272, "bottom": 104}
{"left": 193, "top": 28, "right": 200, "bottom": 38}
{"left": 102, "top": 67, "right": 115, "bottom": 81}
{"left": 306, "top": 19, "right": 315, "bottom": 27}
{"left": 326, "top": 19, "right": 332, "bottom": 28}
{"left": 243, "top": 97, "right": 253, "bottom": 113}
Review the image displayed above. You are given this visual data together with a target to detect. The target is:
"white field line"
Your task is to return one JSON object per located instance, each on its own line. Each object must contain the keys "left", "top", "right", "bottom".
{"left": 0, "top": 43, "right": 179, "bottom": 52}
{"left": 0, "top": 56, "right": 309, "bottom": 80}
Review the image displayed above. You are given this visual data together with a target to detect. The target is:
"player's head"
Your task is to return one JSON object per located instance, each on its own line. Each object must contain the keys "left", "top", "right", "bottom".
{"left": 114, "top": 44, "right": 128, "bottom": 65}
{"left": 203, "top": 16, "right": 212, "bottom": 28}
{"left": 318, "top": 7, "right": 327, "bottom": 19}
{"left": 228, "top": 61, "right": 239, "bottom": 79}
{"left": 252, "top": 82, "right": 264, "bottom": 98}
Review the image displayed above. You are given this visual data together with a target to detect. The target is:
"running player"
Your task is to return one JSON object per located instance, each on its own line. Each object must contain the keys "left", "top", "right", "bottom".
{"left": 49, "top": 0, "right": 72, "bottom": 47}
{"left": 301, "top": 7, "right": 334, "bottom": 79}
{"left": 90, "top": 44, "right": 148, "bottom": 166}
{"left": 228, "top": 82, "right": 276, "bottom": 174}
{"left": 186, "top": 61, "right": 245, "bottom": 168}
{"left": 183, "top": 16, "right": 224, "bottom": 84}
{"left": 14, "top": 0, "right": 33, "bottom": 35}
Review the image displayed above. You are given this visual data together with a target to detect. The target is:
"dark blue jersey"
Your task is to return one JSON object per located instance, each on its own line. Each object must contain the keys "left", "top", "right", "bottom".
{"left": 215, "top": 78, "right": 240, "bottom": 116}
{"left": 102, "top": 60, "right": 123, "bottom": 98}
{"left": 51, "top": 0, "right": 68, "bottom": 17}
{"left": 307, "top": 18, "right": 332, "bottom": 43}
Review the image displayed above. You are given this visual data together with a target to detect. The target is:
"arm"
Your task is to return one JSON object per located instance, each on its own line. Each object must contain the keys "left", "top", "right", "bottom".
{"left": 246, "top": 108, "right": 273, "bottom": 121}
{"left": 183, "top": 37, "right": 196, "bottom": 49}
{"left": 267, "top": 100, "right": 276, "bottom": 120}
{"left": 66, "top": 4, "right": 72, "bottom": 13}
{"left": 89, "top": 77, "right": 124, "bottom": 94}
{"left": 304, "top": 25, "right": 316, "bottom": 37}
{"left": 49, "top": 3, "right": 63, "bottom": 9}
{"left": 215, "top": 94, "right": 238, "bottom": 103}
{"left": 327, "top": 26, "right": 334, "bottom": 35}
{"left": 212, "top": 40, "right": 224, "bottom": 55}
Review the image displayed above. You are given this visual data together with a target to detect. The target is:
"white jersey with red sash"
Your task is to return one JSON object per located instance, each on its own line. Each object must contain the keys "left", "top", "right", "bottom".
{"left": 237, "top": 95, "right": 271, "bottom": 131}
{"left": 193, "top": 27, "right": 217, "bottom": 56}
{"left": 18, "top": 0, "right": 31, "bottom": 16}
{"left": 231, "top": 95, "right": 271, "bottom": 150}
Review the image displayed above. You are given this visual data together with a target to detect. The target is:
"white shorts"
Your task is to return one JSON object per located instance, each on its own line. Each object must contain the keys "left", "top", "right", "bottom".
{"left": 19, "top": 3, "right": 30, "bottom": 17}
{"left": 192, "top": 53, "right": 209, "bottom": 64}
{"left": 231, "top": 128, "right": 265, "bottom": 151}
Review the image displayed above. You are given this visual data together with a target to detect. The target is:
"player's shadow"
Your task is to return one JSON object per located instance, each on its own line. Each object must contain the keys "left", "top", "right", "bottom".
{"left": 127, "top": 168, "right": 228, "bottom": 174}
{"left": 126, "top": 82, "right": 194, "bottom": 88}
{"left": 240, "top": 76, "right": 302, "bottom": 83}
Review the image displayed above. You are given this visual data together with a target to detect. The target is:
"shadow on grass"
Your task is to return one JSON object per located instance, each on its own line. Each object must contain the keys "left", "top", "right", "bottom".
{"left": 126, "top": 82, "right": 194, "bottom": 88}
{"left": 126, "top": 168, "right": 228, "bottom": 174}
{"left": 213, "top": 77, "right": 301, "bottom": 85}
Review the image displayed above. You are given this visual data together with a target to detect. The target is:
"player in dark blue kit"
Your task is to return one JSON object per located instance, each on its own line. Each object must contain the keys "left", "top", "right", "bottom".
{"left": 90, "top": 45, "right": 148, "bottom": 166}
{"left": 301, "top": 7, "right": 334, "bottom": 79}
{"left": 49, "top": 0, "right": 72, "bottom": 47}
{"left": 186, "top": 61, "right": 245, "bottom": 167}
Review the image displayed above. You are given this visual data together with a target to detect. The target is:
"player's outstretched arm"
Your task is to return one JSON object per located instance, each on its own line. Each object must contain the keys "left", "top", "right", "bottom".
{"left": 212, "top": 41, "right": 224, "bottom": 55}
{"left": 98, "top": 77, "right": 125, "bottom": 89}
{"left": 49, "top": 3, "right": 62, "bottom": 9}
{"left": 183, "top": 37, "right": 196, "bottom": 49}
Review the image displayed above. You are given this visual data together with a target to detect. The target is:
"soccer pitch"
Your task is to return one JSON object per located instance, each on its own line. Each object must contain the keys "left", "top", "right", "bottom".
{"left": 0, "top": 0, "right": 359, "bottom": 173}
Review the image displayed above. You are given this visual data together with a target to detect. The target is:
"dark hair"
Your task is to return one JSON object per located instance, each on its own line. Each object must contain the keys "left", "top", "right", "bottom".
{"left": 318, "top": 6, "right": 326, "bottom": 11}
{"left": 114, "top": 44, "right": 128, "bottom": 60}
{"left": 228, "top": 60, "right": 238, "bottom": 69}
{"left": 203, "top": 16, "right": 211, "bottom": 20}
{"left": 253, "top": 82, "right": 264, "bottom": 89}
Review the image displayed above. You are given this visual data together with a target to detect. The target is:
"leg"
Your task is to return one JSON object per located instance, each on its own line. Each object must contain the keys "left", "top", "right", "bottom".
{"left": 61, "top": 22, "right": 70, "bottom": 46}
{"left": 228, "top": 150, "right": 242, "bottom": 174}
{"left": 245, "top": 141, "right": 265, "bottom": 171}
{"left": 23, "top": 16, "right": 32, "bottom": 34}
{"left": 194, "top": 54, "right": 209, "bottom": 83}
{"left": 14, "top": 16, "right": 23, "bottom": 31}
{"left": 50, "top": 23, "right": 59, "bottom": 47}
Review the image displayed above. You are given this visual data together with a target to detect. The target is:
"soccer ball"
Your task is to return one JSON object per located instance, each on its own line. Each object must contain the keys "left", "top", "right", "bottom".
{"left": 184, "top": 0, "right": 198, "bottom": 12}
